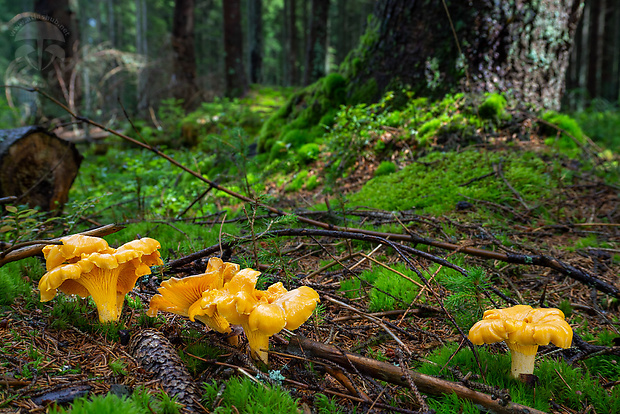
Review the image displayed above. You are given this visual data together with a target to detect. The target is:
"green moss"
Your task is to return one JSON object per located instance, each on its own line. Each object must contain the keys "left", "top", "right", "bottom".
{"left": 339, "top": 263, "right": 424, "bottom": 311}
{"left": 0, "top": 258, "right": 42, "bottom": 306}
{"left": 348, "top": 78, "right": 378, "bottom": 104}
{"left": 258, "top": 75, "right": 346, "bottom": 154}
{"left": 418, "top": 118, "right": 443, "bottom": 144}
{"left": 322, "top": 73, "right": 346, "bottom": 99}
{"left": 540, "top": 112, "right": 585, "bottom": 158}
{"left": 349, "top": 149, "right": 562, "bottom": 217}
{"left": 418, "top": 336, "right": 620, "bottom": 414}
{"left": 202, "top": 377, "right": 299, "bottom": 413}
{"left": 57, "top": 387, "right": 181, "bottom": 414}
{"left": 305, "top": 175, "right": 319, "bottom": 191}
{"left": 478, "top": 93, "right": 507, "bottom": 119}
{"left": 318, "top": 108, "right": 339, "bottom": 128}
{"left": 286, "top": 170, "right": 309, "bottom": 192}
{"left": 374, "top": 161, "right": 396, "bottom": 177}
{"left": 297, "top": 143, "right": 320, "bottom": 164}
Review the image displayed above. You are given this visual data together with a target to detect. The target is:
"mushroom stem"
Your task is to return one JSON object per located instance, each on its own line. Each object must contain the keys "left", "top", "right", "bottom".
{"left": 241, "top": 322, "right": 269, "bottom": 364}
{"left": 507, "top": 343, "right": 538, "bottom": 379}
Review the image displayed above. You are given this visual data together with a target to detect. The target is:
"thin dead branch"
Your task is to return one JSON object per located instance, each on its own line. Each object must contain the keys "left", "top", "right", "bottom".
{"left": 286, "top": 335, "right": 546, "bottom": 414}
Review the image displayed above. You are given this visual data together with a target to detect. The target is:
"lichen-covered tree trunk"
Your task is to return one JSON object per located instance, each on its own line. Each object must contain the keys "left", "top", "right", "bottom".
{"left": 345, "top": 0, "right": 583, "bottom": 110}
{"left": 223, "top": 0, "right": 248, "bottom": 98}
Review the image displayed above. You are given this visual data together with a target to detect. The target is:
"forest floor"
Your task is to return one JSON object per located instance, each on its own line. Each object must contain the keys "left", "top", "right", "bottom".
{"left": 1, "top": 95, "right": 620, "bottom": 413}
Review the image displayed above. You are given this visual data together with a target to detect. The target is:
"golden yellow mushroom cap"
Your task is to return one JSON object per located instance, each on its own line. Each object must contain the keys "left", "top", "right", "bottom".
{"left": 39, "top": 236, "right": 163, "bottom": 323}
{"left": 43, "top": 234, "right": 114, "bottom": 270}
{"left": 468, "top": 304, "right": 573, "bottom": 355}
{"left": 272, "top": 286, "right": 320, "bottom": 330}
{"left": 248, "top": 302, "right": 287, "bottom": 336}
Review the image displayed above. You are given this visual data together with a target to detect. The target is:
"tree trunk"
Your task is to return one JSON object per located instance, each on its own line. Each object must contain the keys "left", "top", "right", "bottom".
{"left": 0, "top": 127, "right": 82, "bottom": 211}
{"left": 171, "top": 0, "right": 198, "bottom": 106}
{"left": 248, "top": 0, "right": 263, "bottom": 84}
{"left": 223, "top": 0, "right": 248, "bottom": 97}
{"left": 136, "top": 0, "right": 149, "bottom": 112}
{"left": 303, "top": 0, "right": 329, "bottom": 85}
{"left": 32, "top": 0, "right": 79, "bottom": 110}
{"left": 288, "top": 0, "right": 298, "bottom": 85}
{"left": 345, "top": 0, "right": 584, "bottom": 110}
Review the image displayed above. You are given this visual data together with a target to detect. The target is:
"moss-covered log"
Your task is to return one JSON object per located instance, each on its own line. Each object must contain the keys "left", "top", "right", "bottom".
{"left": 0, "top": 126, "right": 82, "bottom": 211}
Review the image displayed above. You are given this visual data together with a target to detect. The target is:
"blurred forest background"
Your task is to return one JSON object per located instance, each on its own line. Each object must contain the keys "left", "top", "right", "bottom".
{"left": 0, "top": 0, "right": 374, "bottom": 121}
{"left": 0, "top": 0, "right": 619, "bottom": 125}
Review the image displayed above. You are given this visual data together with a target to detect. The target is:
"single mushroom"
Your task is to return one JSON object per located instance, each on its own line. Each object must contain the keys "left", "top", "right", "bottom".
{"left": 148, "top": 257, "right": 239, "bottom": 337}
{"left": 192, "top": 268, "right": 320, "bottom": 363}
{"left": 39, "top": 235, "right": 163, "bottom": 323}
{"left": 468, "top": 304, "right": 573, "bottom": 379}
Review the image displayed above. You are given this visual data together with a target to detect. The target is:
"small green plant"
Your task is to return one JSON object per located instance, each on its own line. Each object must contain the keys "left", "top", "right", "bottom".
{"left": 202, "top": 377, "right": 299, "bottom": 413}
{"left": 441, "top": 267, "right": 493, "bottom": 329}
{"left": 557, "top": 299, "right": 573, "bottom": 318}
{"left": 108, "top": 359, "right": 128, "bottom": 376}
{"left": 179, "top": 342, "right": 225, "bottom": 376}
{"left": 314, "top": 393, "right": 350, "bottom": 414}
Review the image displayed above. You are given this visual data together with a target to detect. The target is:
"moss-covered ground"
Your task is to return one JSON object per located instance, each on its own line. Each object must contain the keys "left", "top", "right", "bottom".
{"left": 0, "top": 86, "right": 618, "bottom": 414}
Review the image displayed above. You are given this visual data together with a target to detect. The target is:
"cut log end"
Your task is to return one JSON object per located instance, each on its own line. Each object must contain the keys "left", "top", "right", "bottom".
{"left": 0, "top": 126, "right": 82, "bottom": 211}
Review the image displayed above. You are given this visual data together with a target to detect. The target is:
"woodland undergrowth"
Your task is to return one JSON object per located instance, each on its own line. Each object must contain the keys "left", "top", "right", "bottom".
{"left": 0, "top": 87, "right": 619, "bottom": 414}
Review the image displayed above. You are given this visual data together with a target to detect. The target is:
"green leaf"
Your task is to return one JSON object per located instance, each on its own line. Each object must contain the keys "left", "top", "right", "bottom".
{"left": 5, "top": 205, "right": 17, "bottom": 213}
{"left": 0, "top": 225, "right": 14, "bottom": 232}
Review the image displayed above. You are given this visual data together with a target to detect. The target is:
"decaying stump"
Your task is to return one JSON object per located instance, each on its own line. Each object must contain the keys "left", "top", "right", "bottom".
{"left": 0, "top": 126, "right": 82, "bottom": 211}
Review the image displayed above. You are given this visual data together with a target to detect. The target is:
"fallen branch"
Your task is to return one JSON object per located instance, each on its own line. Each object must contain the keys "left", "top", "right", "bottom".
{"left": 286, "top": 335, "right": 546, "bottom": 414}
{"left": 168, "top": 225, "right": 619, "bottom": 299}
{"left": 0, "top": 223, "right": 125, "bottom": 267}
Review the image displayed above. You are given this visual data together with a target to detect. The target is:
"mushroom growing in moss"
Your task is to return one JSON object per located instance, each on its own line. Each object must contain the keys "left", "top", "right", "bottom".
{"left": 148, "top": 257, "right": 239, "bottom": 337}
{"left": 39, "top": 235, "right": 163, "bottom": 323}
{"left": 191, "top": 268, "right": 320, "bottom": 363}
{"left": 468, "top": 304, "right": 573, "bottom": 379}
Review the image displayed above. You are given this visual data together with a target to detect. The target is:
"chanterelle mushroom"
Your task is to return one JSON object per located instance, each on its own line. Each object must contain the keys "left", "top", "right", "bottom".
{"left": 39, "top": 235, "right": 163, "bottom": 323}
{"left": 148, "top": 257, "right": 239, "bottom": 336}
{"left": 191, "top": 267, "right": 320, "bottom": 363}
{"left": 468, "top": 304, "right": 573, "bottom": 379}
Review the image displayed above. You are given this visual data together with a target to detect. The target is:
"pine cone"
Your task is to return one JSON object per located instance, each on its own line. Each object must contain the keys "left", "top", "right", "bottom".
{"left": 128, "top": 329, "right": 200, "bottom": 413}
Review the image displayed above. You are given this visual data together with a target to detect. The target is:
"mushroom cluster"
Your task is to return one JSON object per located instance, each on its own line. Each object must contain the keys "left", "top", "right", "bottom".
{"left": 468, "top": 304, "right": 573, "bottom": 379}
{"left": 148, "top": 257, "right": 320, "bottom": 363}
{"left": 39, "top": 234, "right": 163, "bottom": 323}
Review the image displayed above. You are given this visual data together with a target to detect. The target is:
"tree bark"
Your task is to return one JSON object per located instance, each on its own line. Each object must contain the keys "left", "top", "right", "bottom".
{"left": 303, "top": 0, "right": 329, "bottom": 85}
{"left": 288, "top": 0, "right": 298, "bottom": 85}
{"left": 223, "top": 0, "right": 248, "bottom": 98}
{"left": 248, "top": 0, "right": 263, "bottom": 84}
{"left": 345, "top": 0, "right": 584, "bottom": 110}
{"left": 171, "top": 0, "right": 198, "bottom": 106}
